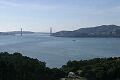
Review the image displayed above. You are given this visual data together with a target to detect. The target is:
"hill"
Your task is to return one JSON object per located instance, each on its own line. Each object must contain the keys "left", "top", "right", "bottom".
{"left": 62, "top": 57, "right": 120, "bottom": 80}
{"left": 0, "top": 52, "right": 66, "bottom": 80}
{"left": 52, "top": 25, "right": 120, "bottom": 37}
{"left": 9, "top": 31, "right": 34, "bottom": 34}
{"left": 0, "top": 52, "right": 120, "bottom": 80}
{"left": 0, "top": 31, "right": 34, "bottom": 36}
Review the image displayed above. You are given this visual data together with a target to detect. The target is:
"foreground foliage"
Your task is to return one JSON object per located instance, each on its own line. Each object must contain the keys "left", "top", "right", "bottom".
{"left": 62, "top": 57, "right": 120, "bottom": 80}
{"left": 0, "top": 52, "right": 66, "bottom": 80}
{"left": 1, "top": 52, "right": 120, "bottom": 80}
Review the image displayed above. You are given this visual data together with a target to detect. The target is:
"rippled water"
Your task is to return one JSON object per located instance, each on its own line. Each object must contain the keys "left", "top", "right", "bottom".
{"left": 0, "top": 33, "right": 120, "bottom": 67}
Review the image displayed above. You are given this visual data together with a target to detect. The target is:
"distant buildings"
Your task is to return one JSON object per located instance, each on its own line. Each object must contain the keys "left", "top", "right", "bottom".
{"left": 68, "top": 72, "right": 76, "bottom": 78}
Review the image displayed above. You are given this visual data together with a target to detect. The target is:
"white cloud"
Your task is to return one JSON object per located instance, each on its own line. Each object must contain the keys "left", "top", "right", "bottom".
{"left": 110, "top": 6, "right": 120, "bottom": 13}
{"left": 0, "top": 1, "right": 20, "bottom": 7}
{"left": 81, "top": 6, "right": 120, "bottom": 15}
{"left": 0, "top": 0, "right": 60, "bottom": 11}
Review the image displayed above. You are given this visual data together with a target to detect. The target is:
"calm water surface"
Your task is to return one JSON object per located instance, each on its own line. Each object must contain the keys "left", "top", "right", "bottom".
{"left": 0, "top": 33, "right": 120, "bottom": 67}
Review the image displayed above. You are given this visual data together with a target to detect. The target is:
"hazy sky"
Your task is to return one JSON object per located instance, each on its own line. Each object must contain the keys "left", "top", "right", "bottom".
{"left": 0, "top": 0, "right": 120, "bottom": 32}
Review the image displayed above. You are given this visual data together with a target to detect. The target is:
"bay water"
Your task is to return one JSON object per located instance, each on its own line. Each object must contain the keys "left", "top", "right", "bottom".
{"left": 0, "top": 33, "right": 120, "bottom": 68}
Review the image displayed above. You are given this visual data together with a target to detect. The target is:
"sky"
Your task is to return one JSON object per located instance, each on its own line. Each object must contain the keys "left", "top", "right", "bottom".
{"left": 0, "top": 0, "right": 120, "bottom": 32}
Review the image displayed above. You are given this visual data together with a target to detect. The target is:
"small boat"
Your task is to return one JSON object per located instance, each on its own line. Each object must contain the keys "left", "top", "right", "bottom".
{"left": 72, "top": 40, "right": 76, "bottom": 41}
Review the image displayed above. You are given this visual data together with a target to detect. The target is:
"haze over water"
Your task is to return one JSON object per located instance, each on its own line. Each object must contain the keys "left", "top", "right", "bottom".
{"left": 0, "top": 33, "right": 120, "bottom": 68}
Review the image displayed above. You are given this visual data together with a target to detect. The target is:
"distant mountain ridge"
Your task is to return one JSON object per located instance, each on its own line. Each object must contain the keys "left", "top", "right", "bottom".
{"left": 0, "top": 31, "right": 34, "bottom": 35}
{"left": 52, "top": 25, "right": 120, "bottom": 37}
{"left": 9, "top": 31, "right": 34, "bottom": 34}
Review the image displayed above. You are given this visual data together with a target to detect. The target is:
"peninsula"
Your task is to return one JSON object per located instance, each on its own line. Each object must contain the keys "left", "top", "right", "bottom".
{"left": 52, "top": 25, "right": 120, "bottom": 37}
{"left": 0, "top": 31, "right": 34, "bottom": 35}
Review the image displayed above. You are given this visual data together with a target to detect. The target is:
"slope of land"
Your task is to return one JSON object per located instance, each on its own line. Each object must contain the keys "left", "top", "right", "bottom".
{"left": 52, "top": 25, "right": 120, "bottom": 37}
{"left": 0, "top": 52, "right": 120, "bottom": 80}
{"left": 0, "top": 31, "right": 34, "bottom": 35}
{"left": 0, "top": 52, "right": 66, "bottom": 80}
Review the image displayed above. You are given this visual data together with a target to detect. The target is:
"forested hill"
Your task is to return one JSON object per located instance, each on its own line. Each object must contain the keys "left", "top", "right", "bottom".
{"left": 1, "top": 52, "right": 120, "bottom": 80}
{"left": 52, "top": 25, "right": 120, "bottom": 37}
{"left": 0, "top": 52, "right": 66, "bottom": 80}
{"left": 62, "top": 57, "right": 120, "bottom": 80}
